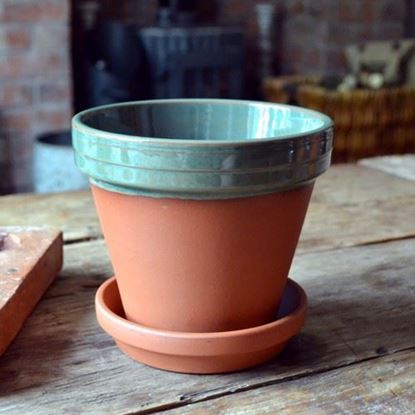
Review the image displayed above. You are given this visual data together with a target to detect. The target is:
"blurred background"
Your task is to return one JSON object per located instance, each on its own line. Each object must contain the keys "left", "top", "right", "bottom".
{"left": 1, "top": 0, "right": 415, "bottom": 194}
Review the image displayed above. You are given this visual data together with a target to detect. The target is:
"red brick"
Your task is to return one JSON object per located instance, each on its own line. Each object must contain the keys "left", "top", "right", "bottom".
{"left": 281, "top": 44, "right": 306, "bottom": 71}
{"left": 323, "top": 0, "right": 378, "bottom": 22}
{"left": 327, "top": 22, "right": 363, "bottom": 46}
{"left": 38, "top": 81, "right": 71, "bottom": 103}
{"left": 373, "top": 21, "right": 405, "bottom": 40}
{"left": 32, "top": 24, "right": 69, "bottom": 53}
{"left": 0, "top": 133, "right": 33, "bottom": 162}
{"left": 0, "top": 26, "right": 31, "bottom": 50}
{"left": 2, "top": 0, "right": 68, "bottom": 22}
{"left": 0, "top": 55, "right": 24, "bottom": 78}
{"left": 305, "top": 49, "right": 324, "bottom": 69}
{"left": 288, "top": 15, "right": 316, "bottom": 38}
{"left": 219, "top": 0, "right": 254, "bottom": 24}
{"left": 286, "top": 0, "right": 306, "bottom": 14}
{"left": 307, "top": 1, "right": 325, "bottom": 17}
{"left": 325, "top": 50, "right": 348, "bottom": 74}
{"left": 377, "top": 0, "right": 406, "bottom": 21}
{"left": 101, "top": 0, "right": 130, "bottom": 20}
{"left": 0, "top": 158, "right": 33, "bottom": 191}
{"left": 0, "top": 54, "right": 69, "bottom": 79}
{"left": 1, "top": 109, "right": 33, "bottom": 132}
{"left": 0, "top": 1, "right": 71, "bottom": 195}
{"left": 0, "top": 228, "right": 62, "bottom": 355}
{"left": 35, "top": 107, "right": 72, "bottom": 132}
{"left": 338, "top": 1, "right": 365, "bottom": 22}
{"left": 294, "top": 61, "right": 319, "bottom": 76}
{"left": 358, "top": 0, "right": 378, "bottom": 22}
{"left": 8, "top": 159, "right": 34, "bottom": 190}
{"left": 0, "top": 165, "right": 33, "bottom": 193}
{"left": 0, "top": 82, "right": 33, "bottom": 106}
{"left": 351, "top": 24, "right": 378, "bottom": 44}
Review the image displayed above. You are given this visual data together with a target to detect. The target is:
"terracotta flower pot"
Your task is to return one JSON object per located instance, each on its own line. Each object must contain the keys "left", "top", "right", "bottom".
{"left": 73, "top": 99, "right": 333, "bottom": 335}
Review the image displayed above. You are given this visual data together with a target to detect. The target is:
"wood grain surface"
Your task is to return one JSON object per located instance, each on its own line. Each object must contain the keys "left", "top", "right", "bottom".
{"left": 359, "top": 154, "right": 415, "bottom": 181}
{"left": 0, "top": 236, "right": 414, "bottom": 414}
{"left": 0, "top": 191, "right": 99, "bottom": 243}
{"left": 0, "top": 228, "right": 62, "bottom": 356}
{"left": 166, "top": 350, "right": 415, "bottom": 415}
{"left": 0, "top": 158, "right": 414, "bottom": 414}
{"left": 1, "top": 165, "right": 415, "bottom": 252}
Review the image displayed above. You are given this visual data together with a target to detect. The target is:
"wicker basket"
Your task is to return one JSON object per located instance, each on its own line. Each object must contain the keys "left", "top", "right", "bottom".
{"left": 263, "top": 75, "right": 320, "bottom": 104}
{"left": 264, "top": 76, "right": 415, "bottom": 162}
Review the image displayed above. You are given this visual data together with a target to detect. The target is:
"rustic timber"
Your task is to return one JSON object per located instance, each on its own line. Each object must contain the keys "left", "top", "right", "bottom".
{"left": 166, "top": 350, "right": 415, "bottom": 415}
{"left": 0, "top": 228, "right": 62, "bottom": 356}
{"left": 0, "top": 157, "right": 414, "bottom": 414}
{"left": 0, "top": 165, "right": 415, "bottom": 252}
{"left": 359, "top": 154, "right": 415, "bottom": 181}
{"left": 0, "top": 237, "right": 414, "bottom": 414}
{"left": 0, "top": 191, "right": 99, "bottom": 243}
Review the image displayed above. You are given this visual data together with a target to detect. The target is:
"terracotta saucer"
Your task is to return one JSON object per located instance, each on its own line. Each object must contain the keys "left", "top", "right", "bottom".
{"left": 95, "top": 277, "right": 307, "bottom": 374}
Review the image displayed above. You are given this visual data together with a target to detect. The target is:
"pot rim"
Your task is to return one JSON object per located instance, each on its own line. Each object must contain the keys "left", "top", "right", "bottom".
{"left": 73, "top": 98, "right": 333, "bottom": 146}
{"left": 72, "top": 99, "right": 333, "bottom": 199}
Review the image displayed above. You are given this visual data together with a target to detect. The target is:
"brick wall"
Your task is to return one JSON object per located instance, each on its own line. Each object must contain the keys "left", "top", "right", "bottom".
{"left": 0, "top": 0, "right": 72, "bottom": 194}
{"left": 280, "top": 0, "right": 408, "bottom": 75}
{"left": 203, "top": 0, "right": 408, "bottom": 75}
{"left": 103, "top": 0, "right": 409, "bottom": 83}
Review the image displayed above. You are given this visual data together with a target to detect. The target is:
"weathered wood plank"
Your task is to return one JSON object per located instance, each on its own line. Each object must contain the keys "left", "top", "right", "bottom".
{"left": 299, "top": 194, "right": 415, "bottom": 253}
{"left": 0, "top": 191, "right": 99, "bottom": 243}
{"left": 299, "top": 163, "right": 415, "bottom": 252}
{"left": 165, "top": 350, "right": 415, "bottom": 415}
{"left": 0, "top": 237, "right": 414, "bottom": 414}
{"left": 359, "top": 155, "right": 415, "bottom": 181}
{"left": 0, "top": 228, "right": 62, "bottom": 356}
{"left": 1, "top": 163, "right": 415, "bottom": 252}
{"left": 311, "top": 163, "right": 415, "bottom": 205}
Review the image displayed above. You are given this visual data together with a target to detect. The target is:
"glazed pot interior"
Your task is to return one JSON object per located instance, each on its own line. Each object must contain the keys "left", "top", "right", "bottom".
{"left": 79, "top": 99, "right": 330, "bottom": 141}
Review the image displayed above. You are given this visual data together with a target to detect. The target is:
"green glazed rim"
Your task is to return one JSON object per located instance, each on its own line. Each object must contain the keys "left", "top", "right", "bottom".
{"left": 72, "top": 99, "right": 334, "bottom": 199}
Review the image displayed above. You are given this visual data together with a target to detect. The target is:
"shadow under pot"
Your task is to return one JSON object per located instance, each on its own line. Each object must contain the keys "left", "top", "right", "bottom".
{"left": 72, "top": 99, "right": 333, "bottom": 370}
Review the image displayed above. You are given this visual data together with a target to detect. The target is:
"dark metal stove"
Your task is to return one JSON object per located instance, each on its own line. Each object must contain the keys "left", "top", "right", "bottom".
{"left": 140, "top": 26, "right": 244, "bottom": 99}
{"left": 73, "top": 1, "right": 245, "bottom": 111}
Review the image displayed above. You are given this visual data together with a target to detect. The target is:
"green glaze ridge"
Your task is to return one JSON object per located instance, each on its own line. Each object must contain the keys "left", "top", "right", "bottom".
{"left": 72, "top": 99, "right": 333, "bottom": 199}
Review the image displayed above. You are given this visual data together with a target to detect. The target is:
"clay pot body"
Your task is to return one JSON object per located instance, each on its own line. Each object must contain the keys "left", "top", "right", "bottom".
{"left": 91, "top": 183, "right": 313, "bottom": 332}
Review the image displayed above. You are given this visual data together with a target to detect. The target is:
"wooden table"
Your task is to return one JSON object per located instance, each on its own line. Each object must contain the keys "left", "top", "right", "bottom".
{"left": 1, "top": 156, "right": 415, "bottom": 414}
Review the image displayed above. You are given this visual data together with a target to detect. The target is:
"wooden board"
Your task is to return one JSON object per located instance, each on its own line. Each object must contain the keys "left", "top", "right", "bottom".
{"left": 300, "top": 164, "right": 415, "bottom": 252}
{"left": 311, "top": 163, "right": 415, "bottom": 204}
{"left": 0, "top": 228, "right": 62, "bottom": 356}
{"left": 166, "top": 350, "right": 415, "bottom": 415}
{"left": 359, "top": 155, "right": 415, "bottom": 181}
{"left": 0, "top": 237, "right": 414, "bottom": 414}
{"left": 0, "top": 191, "right": 99, "bottom": 243}
{"left": 0, "top": 165, "right": 415, "bottom": 252}
{"left": 299, "top": 194, "right": 415, "bottom": 253}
